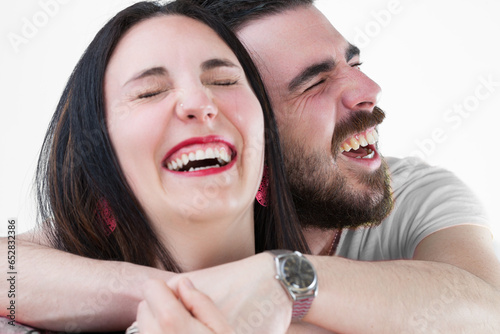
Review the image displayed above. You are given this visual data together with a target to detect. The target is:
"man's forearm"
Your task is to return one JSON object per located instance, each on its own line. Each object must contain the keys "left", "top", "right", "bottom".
{"left": 0, "top": 238, "right": 173, "bottom": 332}
{"left": 304, "top": 256, "right": 500, "bottom": 333}
{"left": 3, "top": 227, "right": 497, "bottom": 333}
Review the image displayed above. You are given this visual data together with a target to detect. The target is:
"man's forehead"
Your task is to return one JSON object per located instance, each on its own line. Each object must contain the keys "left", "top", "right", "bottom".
{"left": 237, "top": 6, "right": 353, "bottom": 91}
{"left": 240, "top": 6, "right": 347, "bottom": 46}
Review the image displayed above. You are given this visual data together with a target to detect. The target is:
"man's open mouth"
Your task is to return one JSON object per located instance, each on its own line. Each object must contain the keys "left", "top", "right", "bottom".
{"left": 339, "top": 128, "right": 379, "bottom": 159}
{"left": 164, "top": 143, "right": 234, "bottom": 172}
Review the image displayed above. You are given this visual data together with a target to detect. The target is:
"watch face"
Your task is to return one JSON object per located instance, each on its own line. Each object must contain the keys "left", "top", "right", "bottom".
{"left": 282, "top": 255, "right": 316, "bottom": 289}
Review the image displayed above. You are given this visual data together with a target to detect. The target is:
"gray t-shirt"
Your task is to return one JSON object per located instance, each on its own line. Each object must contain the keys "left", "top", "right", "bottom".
{"left": 337, "top": 157, "right": 489, "bottom": 260}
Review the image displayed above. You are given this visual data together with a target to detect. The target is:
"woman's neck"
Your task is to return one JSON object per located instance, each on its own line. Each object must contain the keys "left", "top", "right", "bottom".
{"left": 157, "top": 210, "right": 255, "bottom": 272}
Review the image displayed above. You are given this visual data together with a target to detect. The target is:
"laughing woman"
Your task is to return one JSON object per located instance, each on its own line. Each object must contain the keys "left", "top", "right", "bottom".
{"left": 34, "top": 0, "right": 308, "bottom": 332}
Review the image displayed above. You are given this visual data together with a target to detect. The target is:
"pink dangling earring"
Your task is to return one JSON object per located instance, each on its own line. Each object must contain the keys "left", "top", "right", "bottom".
{"left": 97, "top": 198, "right": 117, "bottom": 235}
{"left": 256, "top": 166, "right": 269, "bottom": 207}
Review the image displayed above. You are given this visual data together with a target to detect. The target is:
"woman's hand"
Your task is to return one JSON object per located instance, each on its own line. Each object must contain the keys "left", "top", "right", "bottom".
{"left": 134, "top": 278, "right": 234, "bottom": 333}
{"left": 168, "top": 253, "right": 292, "bottom": 334}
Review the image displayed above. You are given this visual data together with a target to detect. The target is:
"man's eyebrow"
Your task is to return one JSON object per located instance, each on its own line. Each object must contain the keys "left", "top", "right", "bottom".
{"left": 346, "top": 43, "right": 360, "bottom": 62}
{"left": 288, "top": 60, "right": 336, "bottom": 92}
{"left": 125, "top": 66, "right": 168, "bottom": 86}
{"left": 201, "top": 58, "right": 238, "bottom": 71}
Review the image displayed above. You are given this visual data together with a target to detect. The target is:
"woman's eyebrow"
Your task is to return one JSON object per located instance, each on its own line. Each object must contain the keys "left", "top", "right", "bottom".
{"left": 123, "top": 59, "right": 238, "bottom": 87}
{"left": 201, "top": 58, "right": 238, "bottom": 71}
{"left": 124, "top": 66, "right": 168, "bottom": 87}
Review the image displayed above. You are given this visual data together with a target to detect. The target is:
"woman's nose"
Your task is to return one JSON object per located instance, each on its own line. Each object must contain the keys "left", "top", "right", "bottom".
{"left": 175, "top": 87, "right": 218, "bottom": 122}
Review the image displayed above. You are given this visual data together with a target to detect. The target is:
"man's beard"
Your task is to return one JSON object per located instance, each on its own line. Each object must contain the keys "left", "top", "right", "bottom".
{"left": 283, "top": 107, "right": 394, "bottom": 230}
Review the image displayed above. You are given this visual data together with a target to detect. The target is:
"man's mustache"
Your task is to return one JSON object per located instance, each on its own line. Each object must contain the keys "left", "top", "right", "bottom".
{"left": 331, "top": 106, "right": 386, "bottom": 157}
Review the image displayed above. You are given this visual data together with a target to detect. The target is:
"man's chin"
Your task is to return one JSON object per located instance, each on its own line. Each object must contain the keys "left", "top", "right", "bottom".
{"left": 291, "top": 159, "right": 394, "bottom": 231}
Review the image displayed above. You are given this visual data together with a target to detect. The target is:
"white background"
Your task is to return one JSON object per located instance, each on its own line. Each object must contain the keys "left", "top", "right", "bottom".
{"left": 1, "top": 0, "right": 499, "bottom": 258}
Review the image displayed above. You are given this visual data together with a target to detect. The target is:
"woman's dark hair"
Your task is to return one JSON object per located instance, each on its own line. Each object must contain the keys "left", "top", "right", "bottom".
{"left": 36, "top": 0, "right": 309, "bottom": 272}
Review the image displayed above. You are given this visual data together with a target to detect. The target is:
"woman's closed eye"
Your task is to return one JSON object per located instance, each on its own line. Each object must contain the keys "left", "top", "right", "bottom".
{"left": 138, "top": 90, "right": 166, "bottom": 99}
{"left": 209, "top": 79, "right": 238, "bottom": 86}
{"left": 203, "top": 67, "right": 242, "bottom": 87}
{"left": 135, "top": 86, "right": 170, "bottom": 100}
{"left": 204, "top": 74, "right": 241, "bottom": 87}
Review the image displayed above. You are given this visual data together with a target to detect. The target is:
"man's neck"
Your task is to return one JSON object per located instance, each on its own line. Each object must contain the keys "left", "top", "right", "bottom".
{"left": 303, "top": 227, "right": 339, "bottom": 255}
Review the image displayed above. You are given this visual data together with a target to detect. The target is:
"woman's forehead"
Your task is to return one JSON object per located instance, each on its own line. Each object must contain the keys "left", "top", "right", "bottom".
{"left": 117, "top": 15, "right": 233, "bottom": 58}
{"left": 106, "top": 15, "right": 239, "bottom": 81}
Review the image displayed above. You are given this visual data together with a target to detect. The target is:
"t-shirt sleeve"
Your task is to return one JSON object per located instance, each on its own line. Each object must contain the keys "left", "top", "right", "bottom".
{"left": 387, "top": 157, "right": 490, "bottom": 259}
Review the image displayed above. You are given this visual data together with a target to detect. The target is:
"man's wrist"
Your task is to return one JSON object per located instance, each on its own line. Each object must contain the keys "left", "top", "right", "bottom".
{"left": 260, "top": 252, "right": 294, "bottom": 318}
{"left": 266, "top": 250, "right": 318, "bottom": 320}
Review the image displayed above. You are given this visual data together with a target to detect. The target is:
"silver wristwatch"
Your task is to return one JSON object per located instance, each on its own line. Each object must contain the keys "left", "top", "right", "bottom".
{"left": 268, "top": 250, "right": 318, "bottom": 320}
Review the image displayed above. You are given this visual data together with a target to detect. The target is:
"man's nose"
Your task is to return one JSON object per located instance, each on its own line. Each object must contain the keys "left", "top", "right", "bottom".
{"left": 341, "top": 69, "right": 381, "bottom": 112}
{"left": 175, "top": 87, "right": 218, "bottom": 122}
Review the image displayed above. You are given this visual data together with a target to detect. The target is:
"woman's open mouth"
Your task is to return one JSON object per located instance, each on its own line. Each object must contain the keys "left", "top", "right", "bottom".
{"left": 163, "top": 136, "right": 236, "bottom": 174}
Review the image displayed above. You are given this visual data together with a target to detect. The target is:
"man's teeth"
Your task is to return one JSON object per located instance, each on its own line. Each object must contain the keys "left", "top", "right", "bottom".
{"left": 340, "top": 129, "right": 379, "bottom": 153}
{"left": 166, "top": 147, "right": 231, "bottom": 172}
{"left": 355, "top": 148, "right": 375, "bottom": 159}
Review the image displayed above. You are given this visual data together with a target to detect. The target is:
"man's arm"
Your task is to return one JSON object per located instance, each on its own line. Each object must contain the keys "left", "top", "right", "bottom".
{"left": 3, "top": 225, "right": 498, "bottom": 333}
{"left": 0, "top": 236, "right": 295, "bottom": 333}
{"left": 0, "top": 236, "right": 172, "bottom": 332}
{"left": 0, "top": 235, "right": 294, "bottom": 333}
{"left": 173, "top": 225, "right": 499, "bottom": 333}
{"left": 302, "top": 225, "right": 500, "bottom": 333}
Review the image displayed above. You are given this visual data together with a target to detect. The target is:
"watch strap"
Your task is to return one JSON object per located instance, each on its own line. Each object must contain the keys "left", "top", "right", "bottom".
{"left": 292, "top": 295, "right": 315, "bottom": 319}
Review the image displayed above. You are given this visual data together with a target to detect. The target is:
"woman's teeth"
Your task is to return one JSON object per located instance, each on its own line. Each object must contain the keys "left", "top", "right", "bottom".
{"left": 166, "top": 147, "right": 231, "bottom": 172}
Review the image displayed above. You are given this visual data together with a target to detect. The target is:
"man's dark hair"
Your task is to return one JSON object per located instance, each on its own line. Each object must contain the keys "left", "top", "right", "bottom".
{"left": 189, "top": 0, "right": 315, "bottom": 30}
